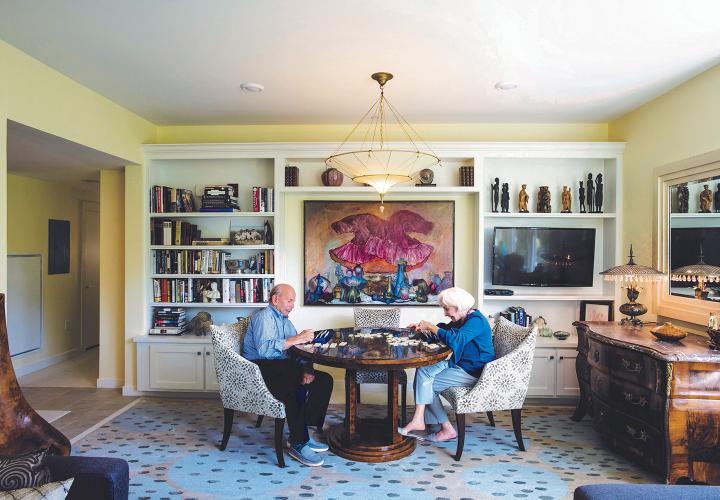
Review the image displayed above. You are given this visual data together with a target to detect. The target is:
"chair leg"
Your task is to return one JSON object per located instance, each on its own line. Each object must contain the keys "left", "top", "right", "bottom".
{"left": 400, "top": 381, "right": 407, "bottom": 427}
{"left": 220, "top": 408, "right": 234, "bottom": 451}
{"left": 486, "top": 411, "right": 495, "bottom": 427}
{"left": 511, "top": 409, "right": 526, "bottom": 451}
{"left": 274, "top": 418, "right": 286, "bottom": 468}
{"left": 256, "top": 415, "right": 264, "bottom": 427}
{"left": 454, "top": 413, "right": 466, "bottom": 461}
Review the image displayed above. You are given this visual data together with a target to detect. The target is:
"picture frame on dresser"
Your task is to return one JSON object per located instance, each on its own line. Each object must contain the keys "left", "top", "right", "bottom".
{"left": 579, "top": 300, "right": 614, "bottom": 321}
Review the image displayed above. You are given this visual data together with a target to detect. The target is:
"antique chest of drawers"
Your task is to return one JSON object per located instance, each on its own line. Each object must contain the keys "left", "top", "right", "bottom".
{"left": 573, "top": 321, "right": 720, "bottom": 484}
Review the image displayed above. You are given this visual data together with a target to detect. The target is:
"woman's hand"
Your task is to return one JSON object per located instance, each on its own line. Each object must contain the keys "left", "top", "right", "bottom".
{"left": 417, "top": 320, "right": 439, "bottom": 334}
{"left": 406, "top": 323, "right": 418, "bottom": 331}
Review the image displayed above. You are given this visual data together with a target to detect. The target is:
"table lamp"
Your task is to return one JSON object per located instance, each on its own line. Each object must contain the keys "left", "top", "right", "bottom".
{"left": 600, "top": 245, "right": 665, "bottom": 326}
{"left": 670, "top": 246, "right": 720, "bottom": 300}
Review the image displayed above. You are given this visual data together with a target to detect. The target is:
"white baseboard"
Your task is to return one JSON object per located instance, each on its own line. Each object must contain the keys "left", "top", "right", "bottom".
{"left": 96, "top": 377, "right": 123, "bottom": 388}
{"left": 13, "top": 348, "right": 82, "bottom": 378}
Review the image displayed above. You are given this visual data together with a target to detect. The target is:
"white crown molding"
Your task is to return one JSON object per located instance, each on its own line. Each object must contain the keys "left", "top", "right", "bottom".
{"left": 143, "top": 141, "right": 626, "bottom": 160}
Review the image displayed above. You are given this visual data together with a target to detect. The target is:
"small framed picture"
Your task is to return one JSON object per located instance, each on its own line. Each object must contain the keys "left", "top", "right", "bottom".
{"left": 230, "top": 227, "right": 264, "bottom": 245}
{"left": 579, "top": 300, "right": 615, "bottom": 322}
{"left": 225, "top": 259, "right": 242, "bottom": 274}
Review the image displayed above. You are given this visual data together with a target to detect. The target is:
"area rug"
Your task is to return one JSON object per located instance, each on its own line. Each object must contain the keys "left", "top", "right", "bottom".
{"left": 73, "top": 399, "right": 658, "bottom": 500}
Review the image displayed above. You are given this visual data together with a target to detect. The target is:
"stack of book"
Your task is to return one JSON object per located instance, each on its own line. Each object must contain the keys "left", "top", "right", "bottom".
{"left": 151, "top": 186, "right": 196, "bottom": 213}
{"left": 252, "top": 187, "right": 274, "bottom": 212}
{"left": 154, "top": 249, "right": 231, "bottom": 274}
{"left": 151, "top": 220, "right": 199, "bottom": 246}
{"left": 459, "top": 166, "right": 474, "bottom": 187}
{"left": 150, "top": 307, "right": 187, "bottom": 335}
{"left": 200, "top": 185, "right": 239, "bottom": 212}
{"left": 499, "top": 306, "right": 532, "bottom": 328}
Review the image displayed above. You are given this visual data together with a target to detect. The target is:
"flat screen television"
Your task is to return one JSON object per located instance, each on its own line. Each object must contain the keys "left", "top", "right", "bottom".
{"left": 492, "top": 227, "right": 596, "bottom": 287}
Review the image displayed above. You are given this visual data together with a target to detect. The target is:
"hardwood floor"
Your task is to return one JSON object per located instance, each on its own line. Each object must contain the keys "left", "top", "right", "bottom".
{"left": 19, "top": 348, "right": 99, "bottom": 388}
{"left": 22, "top": 387, "right": 137, "bottom": 442}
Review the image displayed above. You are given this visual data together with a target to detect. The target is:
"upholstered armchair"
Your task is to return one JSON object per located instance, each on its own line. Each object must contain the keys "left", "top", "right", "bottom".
{"left": 211, "top": 320, "right": 287, "bottom": 467}
{"left": 441, "top": 316, "right": 537, "bottom": 461}
{"left": 353, "top": 307, "right": 407, "bottom": 425}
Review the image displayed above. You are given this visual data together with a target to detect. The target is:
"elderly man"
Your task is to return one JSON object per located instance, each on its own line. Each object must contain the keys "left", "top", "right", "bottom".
{"left": 242, "top": 284, "right": 333, "bottom": 467}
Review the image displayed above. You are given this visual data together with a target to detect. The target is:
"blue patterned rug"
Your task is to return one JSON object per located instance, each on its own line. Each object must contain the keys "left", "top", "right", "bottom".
{"left": 74, "top": 399, "right": 658, "bottom": 499}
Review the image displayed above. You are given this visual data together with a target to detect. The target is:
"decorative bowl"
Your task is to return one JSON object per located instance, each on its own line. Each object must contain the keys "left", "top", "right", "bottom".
{"left": 651, "top": 322, "right": 687, "bottom": 342}
{"left": 553, "top": 331, "right": 570, "bottom": 340}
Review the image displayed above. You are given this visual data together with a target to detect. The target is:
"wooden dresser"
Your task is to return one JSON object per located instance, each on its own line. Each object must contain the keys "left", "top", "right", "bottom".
{"left": 572, "top": 321, "right": 720, "bottom": 484}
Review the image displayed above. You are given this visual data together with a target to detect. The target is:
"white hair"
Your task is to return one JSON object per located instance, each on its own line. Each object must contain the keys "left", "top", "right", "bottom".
{"left": 438, "top": 287, "right": 475, "bottom": 313}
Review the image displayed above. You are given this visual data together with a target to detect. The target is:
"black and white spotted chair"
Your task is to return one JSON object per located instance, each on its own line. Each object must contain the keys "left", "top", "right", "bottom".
{"left": 353, "top": 307, "right": 408, "bottom": 425}
{"left": 441, "top": 316, "right": 537, "bottom": 461}
{"left": 211, "top": 319, "right": 287, "bottom": 467}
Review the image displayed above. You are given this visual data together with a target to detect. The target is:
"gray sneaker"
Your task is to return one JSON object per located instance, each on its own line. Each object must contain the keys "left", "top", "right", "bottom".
{"left": 288, "top": 443, "right": 324, "bottom": 467}
{"left": 285, "top": 438, "right": 329, "bottom": 453}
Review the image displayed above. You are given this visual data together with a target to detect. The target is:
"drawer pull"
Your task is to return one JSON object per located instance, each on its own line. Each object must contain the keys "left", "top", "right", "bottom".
{"left": 206, "top": 351, "right": 210, "bottom": 355}
{"left": 621, "top": 358, "right": 642, "bottom": 373}
{"left": 197, "top": 351, "right": 202, "bottom": 356}
{"left": 623, "top": 392, "right": 648, "bottom": 407}
{"left": 549, "top": 355, "right": 555, "bottom": 360}
{"left": 593, "top": 350, "right": 600, "bottom": 362}
{"left": 559, "top": 356, "right": 564, "bottom": 360}
{"left": 626, "top": 424, "right": 648, "bottom": 442}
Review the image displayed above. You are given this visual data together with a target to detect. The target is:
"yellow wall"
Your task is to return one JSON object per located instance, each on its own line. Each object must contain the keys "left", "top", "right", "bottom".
{"left": 6, "top": 174, "right": 86, "bottom": 369}
{"left": 157, "top": 123, "right": 608, "bottom": 143}
{"left": 98, "top": 169, "right": 125, "bottom": 386}
{"left": 609, "top": 63, "right": 720, "bottom": 281}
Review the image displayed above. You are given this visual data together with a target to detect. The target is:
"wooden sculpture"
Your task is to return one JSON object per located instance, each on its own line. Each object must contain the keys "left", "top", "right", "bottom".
{"left": 0, "top": 293, "right": 70, "bottom": 455}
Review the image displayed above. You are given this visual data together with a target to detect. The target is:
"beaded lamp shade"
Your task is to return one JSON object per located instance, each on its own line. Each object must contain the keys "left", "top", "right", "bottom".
{"left": 671, "top": 247, "right": 720, "bottom": 288}
{"left": 600, "top": 245, "right": 665, "bottom": 326}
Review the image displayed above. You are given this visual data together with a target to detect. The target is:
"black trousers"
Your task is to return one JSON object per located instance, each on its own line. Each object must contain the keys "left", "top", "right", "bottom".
{"left": 255, "top": 358, "right": 333, "bottom": 445}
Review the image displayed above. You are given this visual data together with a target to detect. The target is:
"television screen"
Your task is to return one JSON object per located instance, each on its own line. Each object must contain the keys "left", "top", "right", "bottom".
{"left": 492, "top": 227, "right": 596, "bottom": 287}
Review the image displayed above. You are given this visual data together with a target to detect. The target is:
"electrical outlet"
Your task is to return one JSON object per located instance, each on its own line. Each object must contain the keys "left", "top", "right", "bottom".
{"left": 64, "top": 320, "right": 70, "bottom": 332}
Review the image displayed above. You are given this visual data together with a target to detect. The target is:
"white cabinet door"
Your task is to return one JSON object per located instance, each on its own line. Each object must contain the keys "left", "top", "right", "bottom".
{"left": 527, "top": 348, "right": 556, "bottom": 397}
{"left": 149, "top": 344, "right": 204, "bottom": 390}
{"left": 556, "top": 349, "right": 580, "bottom": 397}
{"left": 204, "top": 347, "right": 219, "bottom": 391}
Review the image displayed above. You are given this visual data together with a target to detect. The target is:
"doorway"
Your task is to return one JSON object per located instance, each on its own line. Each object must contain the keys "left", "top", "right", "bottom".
{"left": 81, "top": 201, "right": 100, "bottom": 350}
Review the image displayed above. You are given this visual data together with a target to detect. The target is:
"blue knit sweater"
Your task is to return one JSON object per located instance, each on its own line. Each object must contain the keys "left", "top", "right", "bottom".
{"left": 436, "top": 309, "right": 495, "bottom": 377}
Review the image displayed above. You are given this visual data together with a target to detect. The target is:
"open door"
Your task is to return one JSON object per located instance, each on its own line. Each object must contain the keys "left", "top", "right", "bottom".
{"left": 81, "top": 201, "right": 100, "bottom": 350}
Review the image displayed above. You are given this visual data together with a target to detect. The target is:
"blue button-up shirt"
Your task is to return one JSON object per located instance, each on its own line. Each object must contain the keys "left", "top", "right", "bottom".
{"left": 242, "top": 305, "right": 298, "bottom": 360}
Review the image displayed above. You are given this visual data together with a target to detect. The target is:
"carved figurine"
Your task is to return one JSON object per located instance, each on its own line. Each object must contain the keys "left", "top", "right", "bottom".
{"left": 700, "top": 184, "right": 713, "bottom": 213}
{"left": 518, "top": 184, "right": 529, "bottom": 213}
{"left": 537, "top": 186, "right": 551, "bottom": 213}
{"left": 491, "top": 177, "right": 500, "bottom": 213}
{"left": 677, "top": 184, "right": 689, "bottom": 213}
{"left": 715, "top": 184, "right": 720, "bottom": 213}
{"left": 586, "top": 173, "right": 595, "bottom": 213}
{"left": 578, "top": 181, "right": 586, "bottom": 213}
{"left": 561, "top": 186, "right": 572, "bottom": 213}
{"left": 595, "top": 173, "right": 604, "bottom": 213}
{"left": 500, "top": 183, "right": 510, "bottom": 213}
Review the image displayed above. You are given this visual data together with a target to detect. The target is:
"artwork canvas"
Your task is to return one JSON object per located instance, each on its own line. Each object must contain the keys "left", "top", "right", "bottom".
{"left": 304, "top": 200, "right": 455, "bottom": 306}
{"left": 579, "top": 300, "right": 614, "bottom": 322}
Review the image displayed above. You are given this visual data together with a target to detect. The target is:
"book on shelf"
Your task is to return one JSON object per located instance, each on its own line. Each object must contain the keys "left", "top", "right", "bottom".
{"left": 151, "top": 185, "right": 196, "bottom": 213}
{"left": 252, "top": 187, "right": 274, "bottom": 212}
{"left": 154, "top": 249, "right": 230, "bottom": 274}
{"left": 191, "top": 238, "right": 230, "bottom": 246}
{"left": 151, "top": 220, "right": 199, "bottom": 246}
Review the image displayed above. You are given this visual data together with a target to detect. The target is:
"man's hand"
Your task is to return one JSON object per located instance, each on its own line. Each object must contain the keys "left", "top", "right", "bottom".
{"left": 301, "top": 372, "right": 315, "bottom": 385}
{"left": 295, "top": 329, "right": 315, "bottom": 345}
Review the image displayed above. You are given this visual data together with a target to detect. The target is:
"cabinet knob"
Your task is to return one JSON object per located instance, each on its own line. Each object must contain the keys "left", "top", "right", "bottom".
{"left": 206, "top": 351, "right": 210, "bottom": 355}
{"left": 559, "top": 356, "right": 564, "bottom": 360}
{"left": 197, "top": 351, "right": 202, "bottom": 356}
{"left": 549, "top": 355, "right": 555, "bottom": 360}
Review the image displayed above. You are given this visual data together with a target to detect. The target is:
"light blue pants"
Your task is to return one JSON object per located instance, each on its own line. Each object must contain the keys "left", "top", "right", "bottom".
{"left": 414, "top": 360, "right": 478, "bottom": 424}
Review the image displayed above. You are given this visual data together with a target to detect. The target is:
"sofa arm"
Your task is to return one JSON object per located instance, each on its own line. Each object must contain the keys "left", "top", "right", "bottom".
{"left": 574, "top": 483, "right": 720, "bottom": 500}
{"left": 44, "top": 455, "right": 129, "bottom": 500}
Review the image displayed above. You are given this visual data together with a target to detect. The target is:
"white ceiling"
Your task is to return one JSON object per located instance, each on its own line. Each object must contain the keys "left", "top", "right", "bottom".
{"left": 0, "top": 0, "right": 719, "bottom": 125}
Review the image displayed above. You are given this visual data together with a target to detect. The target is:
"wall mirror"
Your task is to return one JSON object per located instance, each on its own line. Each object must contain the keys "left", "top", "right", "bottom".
{"left": 655, "top": 151, "right": 720, "bottom": 325}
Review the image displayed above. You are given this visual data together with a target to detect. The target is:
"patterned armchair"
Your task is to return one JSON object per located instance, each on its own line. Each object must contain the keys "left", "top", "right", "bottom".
{"left": 441, "top": 316, "right": 537, "bottom": 460}
{"left": 353, "top": 307, "right": 408, "bottom": 425}
{"left": 211, "top": 319, "right": 287, "bottom": 467}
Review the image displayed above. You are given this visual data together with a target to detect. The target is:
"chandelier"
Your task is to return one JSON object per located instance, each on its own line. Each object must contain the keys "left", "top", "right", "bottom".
{"left": 326, "top": 72, "right": 440, "bottom": 212}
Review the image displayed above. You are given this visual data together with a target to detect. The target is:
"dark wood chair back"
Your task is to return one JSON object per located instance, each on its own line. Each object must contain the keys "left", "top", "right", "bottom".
{"left": 0, "top": 293, "right": 70, "bottom": 455}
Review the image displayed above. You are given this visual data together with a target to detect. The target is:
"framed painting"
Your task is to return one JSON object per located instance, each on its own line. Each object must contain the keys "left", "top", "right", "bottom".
{"left": 579, "top": 300, "right": 615, "bottom": 322}
{"left": 304, "top": 200, "right": 454, "bottom": 306}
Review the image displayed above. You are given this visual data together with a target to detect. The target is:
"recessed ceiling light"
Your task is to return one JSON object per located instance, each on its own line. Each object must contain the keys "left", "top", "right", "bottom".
{"left": 494, "top": 82, "right": 518, "bottom": 91}
{"left": 240, "top": 82, "right": 264, "bottom": 93}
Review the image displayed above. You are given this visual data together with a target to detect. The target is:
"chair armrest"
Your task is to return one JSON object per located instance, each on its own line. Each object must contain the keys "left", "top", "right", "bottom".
{"left": 44, "top": 455, "right": 129, "bottom": 500}
{"left": 453, "top": 332, "right": 536, "bottom": 413}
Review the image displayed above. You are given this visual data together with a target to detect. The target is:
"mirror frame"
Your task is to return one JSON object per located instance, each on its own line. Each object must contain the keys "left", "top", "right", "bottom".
{"left": 654, "top": 148, "right": 720, "bottom": 325}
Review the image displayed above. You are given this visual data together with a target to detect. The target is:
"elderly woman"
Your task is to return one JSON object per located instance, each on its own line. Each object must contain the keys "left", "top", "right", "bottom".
{"left": 399, "top": 287, "right": 495, "bottom": 442}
